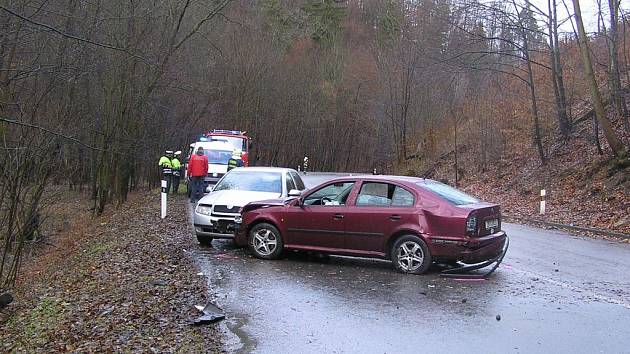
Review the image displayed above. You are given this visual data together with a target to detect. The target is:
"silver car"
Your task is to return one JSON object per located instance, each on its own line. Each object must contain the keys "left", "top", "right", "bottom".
{"left": 193, "top": 167, "right": 306, "bottom": 244}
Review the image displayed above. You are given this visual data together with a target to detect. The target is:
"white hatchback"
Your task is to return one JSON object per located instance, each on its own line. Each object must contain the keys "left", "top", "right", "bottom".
{"left": 193, "top": 167, "right": 306, "bottom": 244}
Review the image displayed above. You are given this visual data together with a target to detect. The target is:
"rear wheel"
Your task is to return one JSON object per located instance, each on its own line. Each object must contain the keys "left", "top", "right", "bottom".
{"left": 197, "top": 234, "right": 213, "bottom": 245}
{"left": 248, "top": 223, "right": 283, "bottom": 260}
{"left": 391, "top": 235, "right": 432, "bottom": 275}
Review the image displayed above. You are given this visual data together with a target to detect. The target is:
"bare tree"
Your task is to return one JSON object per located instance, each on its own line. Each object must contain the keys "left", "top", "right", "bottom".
{"left": 571, "top": 0, "right": 628, "bottom": 159}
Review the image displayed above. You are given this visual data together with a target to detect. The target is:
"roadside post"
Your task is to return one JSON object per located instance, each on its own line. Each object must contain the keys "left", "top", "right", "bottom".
{"left": 303, "top": 156, "right": 309, "bottom": 175}
{"left": 539, "top": 189, "right": 546, "bottom": 215}
{"left": 161, "top": 180, "right": 167, "bottom": 219}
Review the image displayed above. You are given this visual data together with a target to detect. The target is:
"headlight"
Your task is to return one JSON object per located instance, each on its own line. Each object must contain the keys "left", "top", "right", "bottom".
{"left": 466, "top": 215, "right": 477, "bottom": 233}
{"left": 196, "top": 205, "right": 213, "bottom": 216}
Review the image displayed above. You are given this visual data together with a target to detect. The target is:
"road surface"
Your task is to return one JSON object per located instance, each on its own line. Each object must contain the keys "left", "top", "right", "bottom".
{"left": 190, "top": 173, "right": 630, "bottom": 353}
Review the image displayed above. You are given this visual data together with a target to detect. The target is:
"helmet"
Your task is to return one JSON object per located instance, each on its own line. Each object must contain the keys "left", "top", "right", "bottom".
{"left": 165, "top": 150, "right": 174, "bottom": 155}
{"left": 174, "top": 151, "right": 181, "bottom": 156}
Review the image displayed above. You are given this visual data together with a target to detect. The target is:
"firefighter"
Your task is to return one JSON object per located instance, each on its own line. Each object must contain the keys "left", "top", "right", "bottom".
{"left": 158, "top": 150, "right": 174, "bottom": 193}
{"left": 227, "top": 149, "right": 244, "bottom": 171}
{"left": 171, "top": 151, "right": 183, "bottom": 194}
{"left": 187, "top": 147, "right": 209, "bottom": 203}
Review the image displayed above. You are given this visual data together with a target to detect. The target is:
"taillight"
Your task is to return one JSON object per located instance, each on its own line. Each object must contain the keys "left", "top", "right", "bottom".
{"left": 466, "top": 214, "right": 477, "bottom": 235}
{"left": 242, "top": 152, "right": 249, "bottom": 166}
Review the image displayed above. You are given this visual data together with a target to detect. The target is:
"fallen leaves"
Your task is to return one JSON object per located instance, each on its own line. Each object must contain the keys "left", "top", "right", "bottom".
{"left": 1, "top": 192, "right": 222, "bottom": 353}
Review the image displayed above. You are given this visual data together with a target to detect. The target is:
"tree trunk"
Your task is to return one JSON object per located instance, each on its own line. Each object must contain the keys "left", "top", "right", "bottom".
{"left": 607, "top": 0, "right": 630, "bottom": 133}
{"left": 519, "top": 24, "right": 546, "bottom": 165}
{"left": 547, "top": 0, "right": 571, "bottom": 139}
{"left": 572, "top": 0, "right": 628, "bottom": 159}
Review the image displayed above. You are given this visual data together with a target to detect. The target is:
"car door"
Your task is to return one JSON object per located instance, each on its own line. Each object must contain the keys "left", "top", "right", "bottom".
{"left": 343, "top": 181, "right": 416, "bottom": 255}
{"left": 283, "top": 181, "right": 356, "bottom": 250}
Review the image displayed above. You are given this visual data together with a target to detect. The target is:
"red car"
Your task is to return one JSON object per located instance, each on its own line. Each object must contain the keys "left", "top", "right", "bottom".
{"left": 235, "top": 176, "right": 508, "bottom": 274}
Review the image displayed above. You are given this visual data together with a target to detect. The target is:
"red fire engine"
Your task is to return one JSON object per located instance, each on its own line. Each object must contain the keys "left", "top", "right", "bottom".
{"left": 197, "top": 129, "right": 253, "bottom": 166}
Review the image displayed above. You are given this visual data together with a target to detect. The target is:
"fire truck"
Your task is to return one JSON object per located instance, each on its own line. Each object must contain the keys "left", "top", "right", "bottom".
{"left": 186, "top": 130, "right": 253, "bottom": 193}
{"left": 197, "top": 130, "right": 253, "bottom": 166}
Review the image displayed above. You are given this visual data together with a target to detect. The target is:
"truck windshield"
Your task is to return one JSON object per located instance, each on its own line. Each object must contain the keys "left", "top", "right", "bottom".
{"left": 205, "top": 150, "right": 233, "bottom": 165}
{"left": 214, "top": 171, "right": 282, "bottom": 194}
{"left": 208, "top": 136, "right": 247, "bottom": 152}
{"left": 417, "top": 180, "right": 479, "bottom": 205}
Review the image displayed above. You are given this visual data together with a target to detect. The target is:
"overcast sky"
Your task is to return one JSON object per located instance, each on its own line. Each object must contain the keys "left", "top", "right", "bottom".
{"left": 528, "top": 0, "right": 616, "bottom": 34}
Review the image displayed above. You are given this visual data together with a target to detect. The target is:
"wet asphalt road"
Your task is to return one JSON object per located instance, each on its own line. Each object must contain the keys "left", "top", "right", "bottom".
{"left": 190, "top": 173, "right": 630, "bottom": 354}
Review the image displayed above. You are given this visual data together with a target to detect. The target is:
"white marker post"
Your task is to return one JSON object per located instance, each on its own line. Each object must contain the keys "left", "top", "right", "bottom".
{"left": 161, "top": 180, "right": 167, "bottom": 219}
{"left": 303, "top": 156, "right": 309, "bottom": 175}
{"left": 539, "top": 189, "right": 546, "bottom": 215}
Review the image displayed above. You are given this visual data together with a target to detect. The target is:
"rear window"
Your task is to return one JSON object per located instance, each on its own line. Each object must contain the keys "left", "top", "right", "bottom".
{"left": 417, "top": 181, "right": 479, "bottom": 205}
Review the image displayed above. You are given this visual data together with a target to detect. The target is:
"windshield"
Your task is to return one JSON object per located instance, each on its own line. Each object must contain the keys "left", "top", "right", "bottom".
{"left": 204, "top": 150, "right": 233, "bottom": 165}
{"left": 417, "top": 181, "right": 479, "bottom": 205}
{"left": 214, "top": 171, "right": 282, "bottom": 194}
{"left": 208, "top": 136, "right": 247, "bottom": 152}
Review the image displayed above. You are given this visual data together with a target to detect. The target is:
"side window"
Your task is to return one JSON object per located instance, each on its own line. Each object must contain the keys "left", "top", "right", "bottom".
{"left": 356, "top": 183, "right": 393, "bottom": 206}
{"left": 304, "top": 182, "right": 355, "bottom": 206}
{"left": 391, "top": 186, "right": 415, "bottom": 206}
{"left": 285, "top": 173, "right": 296, "bottom": 192}
{"left": 289, "top": 171, "right": 306, "bottom": 190}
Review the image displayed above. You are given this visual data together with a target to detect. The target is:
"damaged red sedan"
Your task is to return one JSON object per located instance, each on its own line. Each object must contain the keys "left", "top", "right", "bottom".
{"left": 235, "top": 176, "right": 508, "bottom": 275}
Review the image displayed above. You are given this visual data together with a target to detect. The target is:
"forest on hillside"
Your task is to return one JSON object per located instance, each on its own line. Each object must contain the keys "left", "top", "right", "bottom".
{"left": 1, "top": 0, "right": 630, "bottom": 287}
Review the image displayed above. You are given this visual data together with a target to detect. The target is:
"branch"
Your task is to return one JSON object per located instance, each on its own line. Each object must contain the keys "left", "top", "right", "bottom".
{"left": 0, "top": 5, "right": 156, "bottom": 66}
{"left": 1, "top": 117, "right": 103, "bottom": 151}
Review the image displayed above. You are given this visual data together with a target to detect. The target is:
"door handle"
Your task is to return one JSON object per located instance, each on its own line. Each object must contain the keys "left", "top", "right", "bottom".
{"left": 333, "top": 214, "right": 344, "bottom": 220}
{"left": 389, "top": 215, "right": 401, "bottom": 221}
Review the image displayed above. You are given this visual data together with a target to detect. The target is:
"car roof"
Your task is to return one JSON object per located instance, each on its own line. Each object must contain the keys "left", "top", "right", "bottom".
{"left": 325, "top": 175, "right": 437, "bottom": 186}
{"left": 229, "top": 166, "right": 297, "bottom": 173}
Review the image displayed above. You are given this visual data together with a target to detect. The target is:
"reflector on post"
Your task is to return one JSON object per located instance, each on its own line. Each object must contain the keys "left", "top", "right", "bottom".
{"left": 161, "top": 180, "right": 167, "bottom": 219}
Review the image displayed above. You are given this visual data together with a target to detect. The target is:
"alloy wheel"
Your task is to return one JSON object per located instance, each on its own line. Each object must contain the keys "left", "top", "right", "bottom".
{"left": 396, "top": 241, "right": 424, "bottom": 272}
{"left": 253, "top": 228, "right": 278, "bottom": 256}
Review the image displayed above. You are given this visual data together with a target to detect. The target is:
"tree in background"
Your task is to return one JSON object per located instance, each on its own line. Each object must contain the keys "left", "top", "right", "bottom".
{"left": 571, "top": 0, "right": 628, "bottom": 160}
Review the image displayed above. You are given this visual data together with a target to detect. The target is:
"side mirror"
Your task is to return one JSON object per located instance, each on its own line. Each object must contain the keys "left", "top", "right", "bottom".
{"left": 288, "top": 189, "right": 302, "bottom": 197}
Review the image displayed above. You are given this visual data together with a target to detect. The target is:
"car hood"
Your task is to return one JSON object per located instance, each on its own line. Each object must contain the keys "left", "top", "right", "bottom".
{"left": 241, "top": 197, "right": 295, "bottom": 213}
{"left": 198, "top": 190, "right": 282, "bottom": 207}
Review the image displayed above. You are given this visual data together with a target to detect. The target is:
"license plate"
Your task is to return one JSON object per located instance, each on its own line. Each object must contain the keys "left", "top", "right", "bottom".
{"left": 485, "top": 219, "right": 498, "bottom": 229}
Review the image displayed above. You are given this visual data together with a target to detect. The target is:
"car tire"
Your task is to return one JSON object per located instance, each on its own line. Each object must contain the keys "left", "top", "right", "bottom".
{"left": 391, "top": 235, "right": 432, "bottom": 275}
{"left": 248, "top": 223, "right": 283, "bottom": 260}
{"left": 197, "top": 234, "right": 213, "bottom": 245}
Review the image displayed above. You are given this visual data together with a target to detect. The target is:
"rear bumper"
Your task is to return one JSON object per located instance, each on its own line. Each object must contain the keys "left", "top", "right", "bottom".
{"left": 461, "top": 231, "right": 508, "bottom": 264}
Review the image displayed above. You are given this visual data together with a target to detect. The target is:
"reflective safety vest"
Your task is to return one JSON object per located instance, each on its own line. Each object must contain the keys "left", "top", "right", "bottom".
{"left": 171, "top": 158, "right": 182, "bottom": 176}
{"left": 159, "top": 156, "right": 173, "bottom": 175}
{"left": 227, "top": 158, "right": 241, "bottom": 171}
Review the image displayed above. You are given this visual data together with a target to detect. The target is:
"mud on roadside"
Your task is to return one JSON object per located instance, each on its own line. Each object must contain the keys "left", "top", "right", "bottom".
{"left": 1, "top": 190, "right": 222, "bottom": 352}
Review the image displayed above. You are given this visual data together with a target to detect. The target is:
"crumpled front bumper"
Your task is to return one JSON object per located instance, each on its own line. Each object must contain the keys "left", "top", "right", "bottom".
{"left": 193, "top": 212, "right": 238, "bottom": 239}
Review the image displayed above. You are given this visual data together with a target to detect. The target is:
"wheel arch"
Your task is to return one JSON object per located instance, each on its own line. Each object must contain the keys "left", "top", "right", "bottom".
{"left": 246, "top": 217, "right": 281, "bottom": 236}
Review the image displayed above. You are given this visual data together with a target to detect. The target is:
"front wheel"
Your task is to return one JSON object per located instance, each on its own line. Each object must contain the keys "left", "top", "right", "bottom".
{"left": 391, "top": 235, "right": 432, "bottom": 275}
{"left": 248, "top": 223, "right": 283, "bottom": 260}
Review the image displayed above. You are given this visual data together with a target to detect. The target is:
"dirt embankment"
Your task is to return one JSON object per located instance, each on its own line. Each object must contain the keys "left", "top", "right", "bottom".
{"left": 1, "top": 190, "right": 222, "bottom": 352}
{"left": 411, "top": 115, "right": 630, "bottom": 237}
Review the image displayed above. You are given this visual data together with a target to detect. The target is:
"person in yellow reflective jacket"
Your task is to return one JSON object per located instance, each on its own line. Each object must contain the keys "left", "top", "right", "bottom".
{"left": 158, "top": 150, "right": 174, "bottom": 193}
{"left": 171, "top": 151, "right": 183, "bottom": 194}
